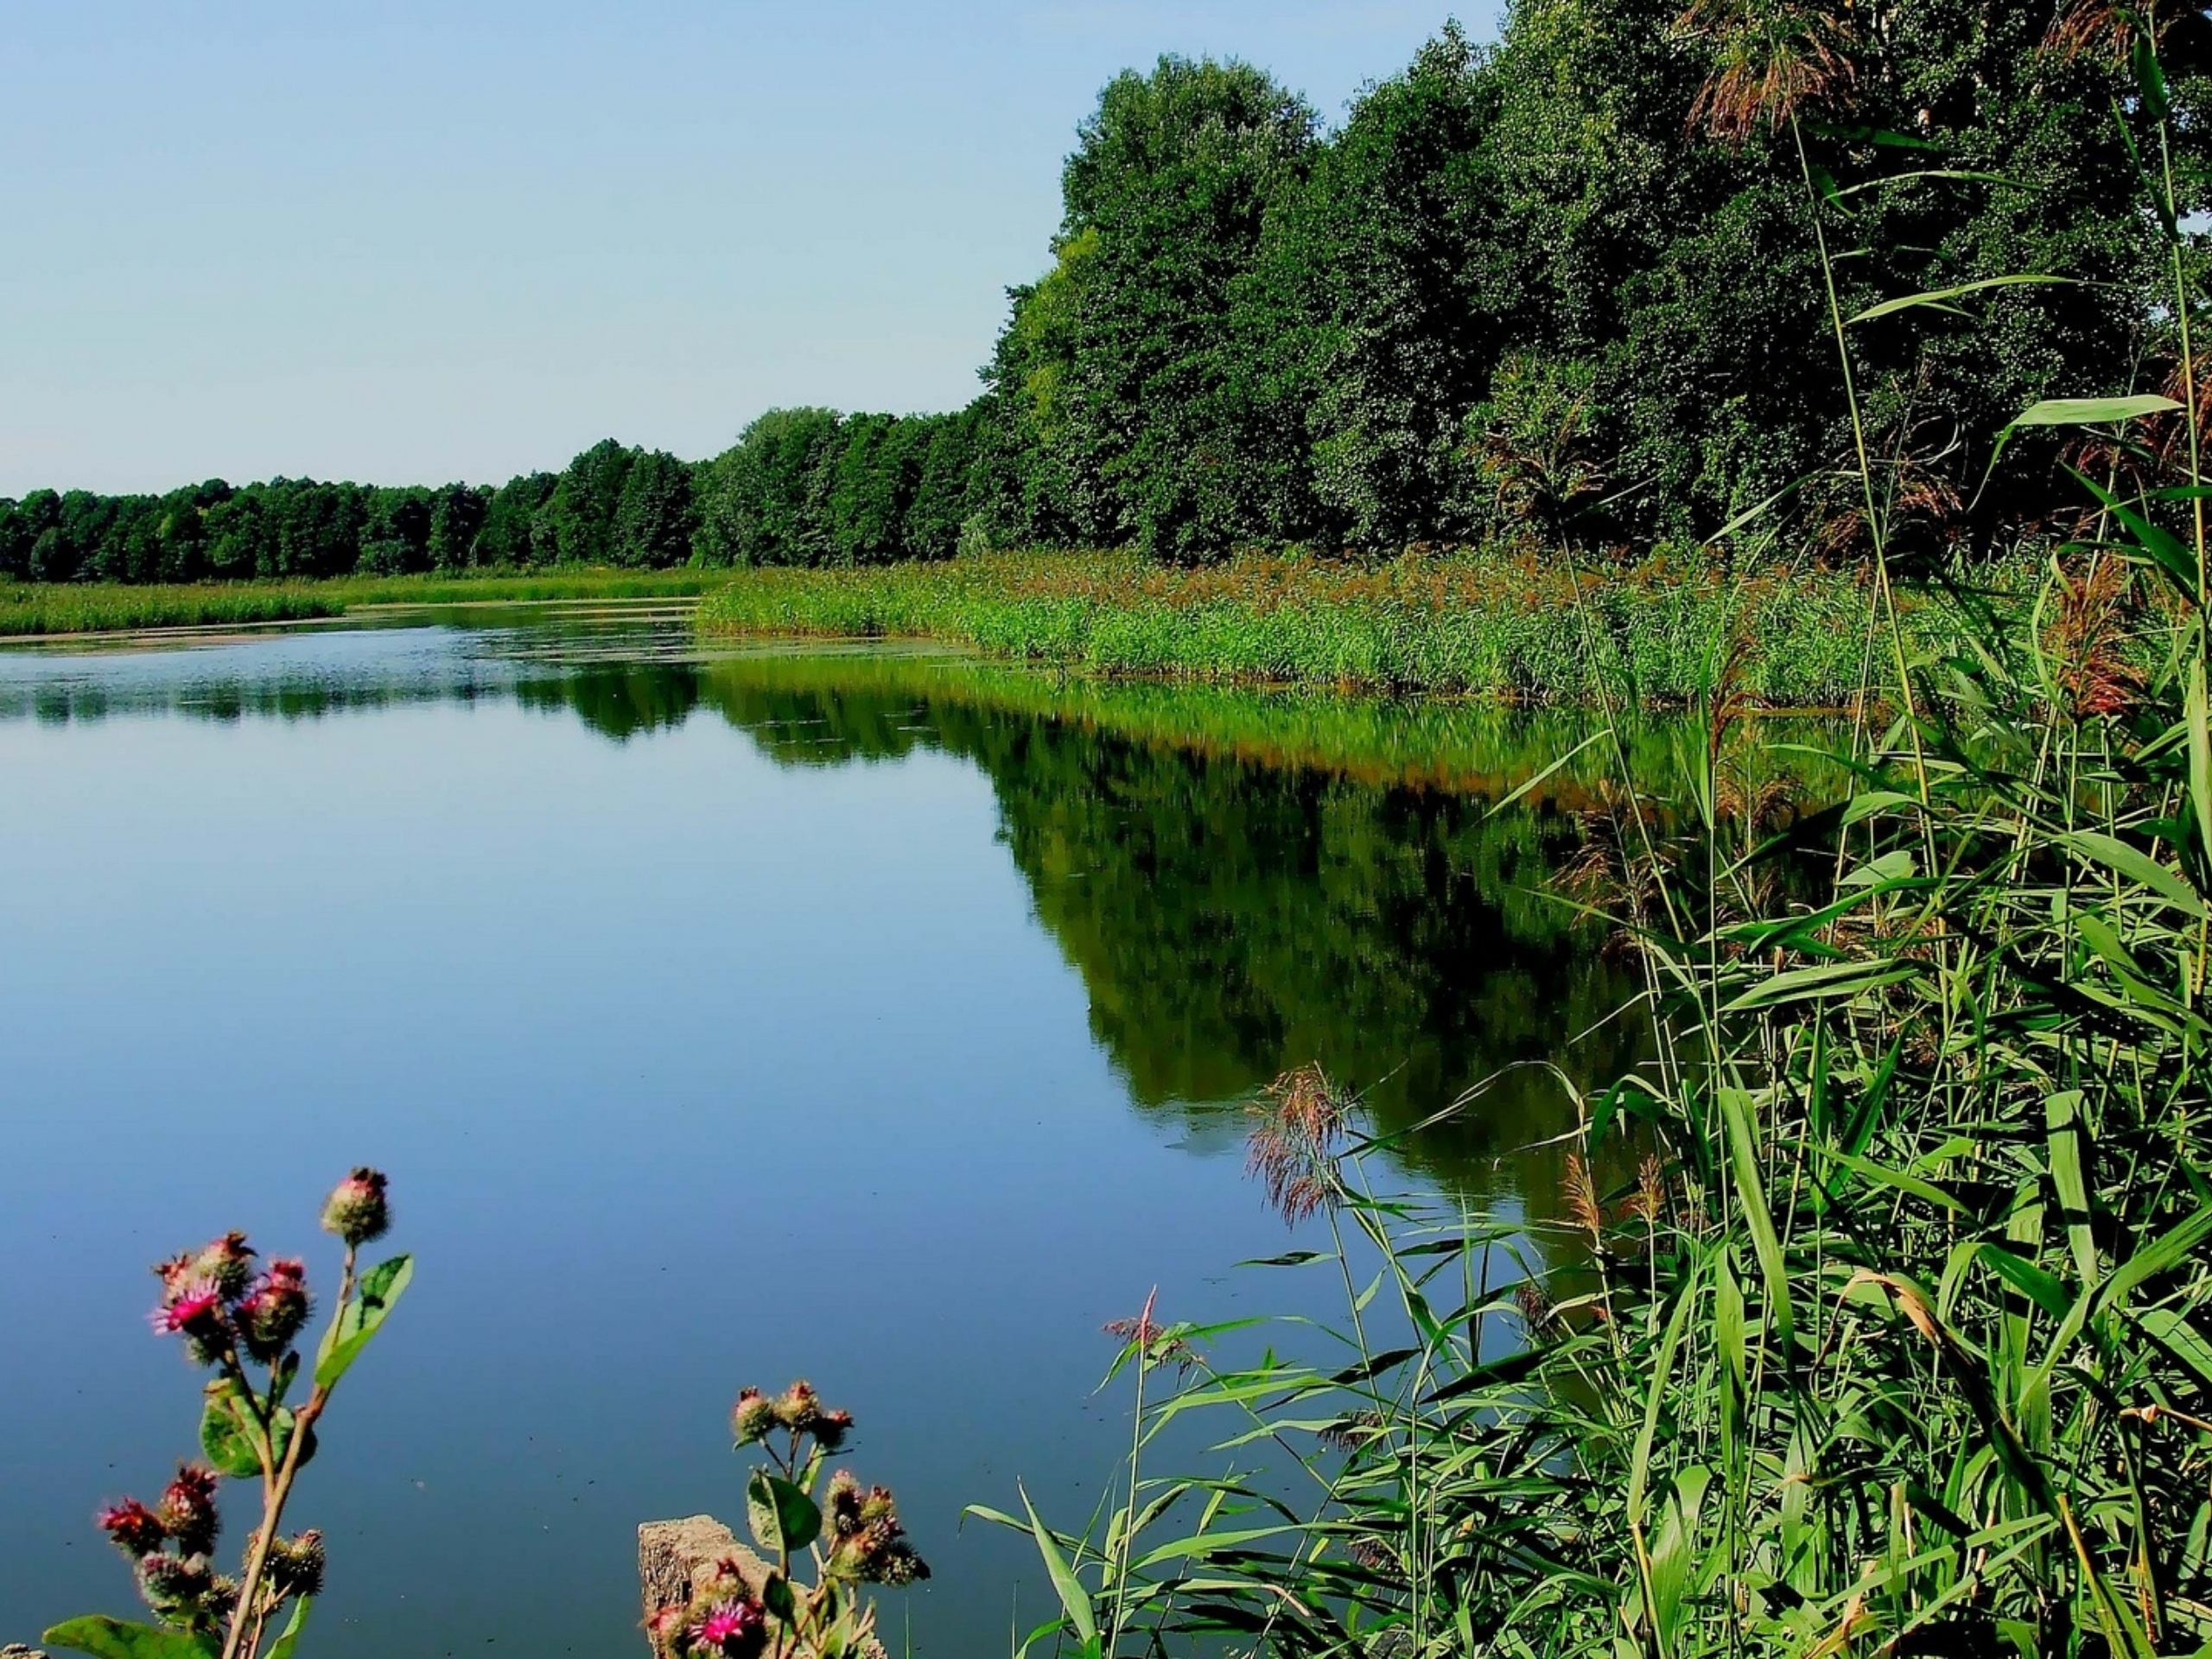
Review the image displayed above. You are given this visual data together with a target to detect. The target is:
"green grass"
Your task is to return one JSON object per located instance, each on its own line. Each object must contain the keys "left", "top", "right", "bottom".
{"left": 0, "top": 568, "right": 721, "bottom": 639}
{"left": 696, "top": 548, "right": 2013, "bottom": 707}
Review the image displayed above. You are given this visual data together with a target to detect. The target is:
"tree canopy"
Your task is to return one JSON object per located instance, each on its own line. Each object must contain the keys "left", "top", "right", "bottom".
{"left": 7, "top": 2, "right": 2202, "bottom": 579}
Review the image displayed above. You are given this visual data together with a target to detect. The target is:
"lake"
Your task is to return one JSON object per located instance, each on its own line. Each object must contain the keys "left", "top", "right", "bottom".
{"left": 0, "top": 605, "right": 1640, "bottom": 1656}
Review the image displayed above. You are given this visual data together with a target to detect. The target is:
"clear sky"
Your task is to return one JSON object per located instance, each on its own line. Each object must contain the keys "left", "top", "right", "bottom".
{"left": 1, "top": 3, "right": 1499, "bottom": 497}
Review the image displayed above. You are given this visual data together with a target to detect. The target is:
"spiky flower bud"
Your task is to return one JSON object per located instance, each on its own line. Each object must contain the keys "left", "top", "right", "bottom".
{"left": 812, "top": 1408, "right": 853, "bottom": 1452}
{"left": 137, "top": 1549, "right": 207, "bottom": 1611}
{"left": 321, "top": 1168, "right": 390, "bottom": 1248}
{"left": 192, "top": 1232, "right": 257, "bottom": 1301}
{"left": 97, "top": 1500, "right": 167, "bottom": 1558}
{"left": 729, "top": 1389, "right": 778, "bottom": 1446}
{"left": 238, "top": 1259, "right": 312, "bottom": 1364}
{"left": 822, "top": 1478, "right": 929, "bottom": 1585}
{"left": 265, "top": 1529, "right": 326, "bottom": 1601}
{"left": 826, "top": 1471, "right": 863, "bottom": 1536}
{"left": 645, "top": 1603, "right": 688, "bottom": 1658}
{"left": 772, "top": 1380, "right": 821, "bottom": 1434}
{"left": 156, "top": 1465, "right": 220, "bottom": 1557}
{"left": 137, "top": 1552, "right": 235, "bottom": 1630}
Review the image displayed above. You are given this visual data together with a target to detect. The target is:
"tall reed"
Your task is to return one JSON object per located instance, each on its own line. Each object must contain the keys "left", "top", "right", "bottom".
{"left": 986, "top": 8, "right": 2212, "bottom": 1655}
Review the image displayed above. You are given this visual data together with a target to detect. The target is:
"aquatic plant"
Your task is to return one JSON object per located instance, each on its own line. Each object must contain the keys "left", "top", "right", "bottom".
{"left": 695, "top": 546, "right": 2010, "bottom": 707}
{"left": 646, "top": 1382, "right": 928, "bottom": 1659}
{"left": 42, "top": 1171, "right": 411, "bottom": 1659}
{"left": 0, "top": 569, "right": 717, "bottom": 639}
{"left": 983, "top": 8, "right": 2212, "bottom": 1656}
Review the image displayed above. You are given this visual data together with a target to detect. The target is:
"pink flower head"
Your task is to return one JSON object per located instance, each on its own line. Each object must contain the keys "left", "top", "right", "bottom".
{"left": 238, "top": 1257, "right": 312, "bottom": 1363}
{"left": 687, "top": 1598, "right": 764, "bottom": 1654}
{"left": 153, "top": 1281, "right": 225, "bottom": 1338}
{"left": 158, "top": 1464, "right": 221, "bottom": 1556}
{"left": 97, "top": 1498, "right": 167, "bottom": 1557}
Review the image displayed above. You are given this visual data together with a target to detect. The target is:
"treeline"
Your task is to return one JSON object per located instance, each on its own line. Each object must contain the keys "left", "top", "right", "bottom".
{"left": 0, "top": 440, "right": 696, "bottom": 583}
{"left": 6, "top": 0, "right": 2203, "bottom": 579}
{"left": 0, "top": 411, "right": 985, "bottom": 582}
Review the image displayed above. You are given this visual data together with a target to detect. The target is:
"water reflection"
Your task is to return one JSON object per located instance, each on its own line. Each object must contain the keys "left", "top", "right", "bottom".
{"left": 0, "top": 612, "right": 1694, "bottom": 1656}
{"left": 1, "top": 618, "right": 1646, "bottom": 1200}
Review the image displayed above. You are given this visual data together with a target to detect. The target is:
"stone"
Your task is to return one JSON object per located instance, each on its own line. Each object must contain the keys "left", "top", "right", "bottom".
{"left": 3, "top": 1646, "right": 48, "bottom": 1659}
{"left": 637, "top": 1515, "right": 770, "bottom": 1655}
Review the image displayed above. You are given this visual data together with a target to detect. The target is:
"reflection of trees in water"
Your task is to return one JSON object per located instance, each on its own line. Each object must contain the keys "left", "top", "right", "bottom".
{"left": 3, "top": 642, "right": 1647, "bottom": 1205}
{"left": 514, "top": 667, "right": 700, "bottom": 741}
{"left": 689, "top": 659, "right": 1648, "bottom": 1203}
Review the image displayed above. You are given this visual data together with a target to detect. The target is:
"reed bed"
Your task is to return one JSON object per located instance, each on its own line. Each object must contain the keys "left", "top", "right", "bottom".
{"left": 0, "top": 569, "right": 719, "bottom": 639}
{"left": 696, "top": 548, "right": 2008, "bottom": 707}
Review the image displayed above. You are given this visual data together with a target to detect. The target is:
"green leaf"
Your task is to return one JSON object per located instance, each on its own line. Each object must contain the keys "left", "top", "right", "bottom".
{"left": 2045, "top": 1092, "right": 2100, "bottom": 1294}
{"left": 2189, "top": 664, "right": 2212, "bottom": 872}
{"left": 745, "top": 1470, "right": 821, "bottom": 1555}
{"left": 197, "top": 1385, "right": 308, "bottom": 1481}
{"left": 1847, "top": 274, "right": 2073, "bottom": 324}
{"left": 1721, "top": 1089, "right": 1795, "bottom": 1357}
{"left": 2008, "top": 395, "right": 2180, "bottom": 428}
{"left": 760, "top": 1573, "right": 797, "bottom": 1621}
{"left": 1721, "top": 958, "right": 1916, "bottom": 1013}
{"left": 265, "top": 1597, "right": 312, "bottom": 1659}
{"left": 1627, "top": 1255, "right": 1705, "bottom": 1538}
{"left": 1819, "top": 1146, "right": 1965, "bottom": 1214}
{"left": 1018, "top": 1482, "right": 1098, "bottom": 1651}
{"left": 2060, "top": 830, "right": 2204, "bottom": 918}
{"left": 1977, "top": 1245, "right": 2073, "bottom": 1323}
{"left": 41, "top": 1618, "right": 219, "bottom": 1659}
{"left": 1483, "top": 728, "right": 1609, "bottom": 822}
{"left": 2133, "top": 34, "right": 2171, "bottom": 122}
{"left": 2101, "top": 1205, "right": 2212, "bottom": 1313}
{"left": 2137, "top": 1307, "right": 2212, "bottom": 1389}
{"left": 314, "top": 1254, "right": 413, "bottom": 1391}
{"left": 200, "top": 1379, "right": 266, "bottom": 1479}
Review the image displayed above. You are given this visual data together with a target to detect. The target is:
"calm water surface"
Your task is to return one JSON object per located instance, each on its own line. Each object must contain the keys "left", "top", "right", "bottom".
{"left": 0, "top": 607, "right": 1632, "bottom": 1656}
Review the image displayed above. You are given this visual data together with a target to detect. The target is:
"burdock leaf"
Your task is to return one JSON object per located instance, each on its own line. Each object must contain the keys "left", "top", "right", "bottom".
{"left": 200, "top": 1379, "right": 266, "bottom": 1478}
{"left": 746, "top": 1470, "right": 821, "bottom": 1554}
{"left": 41, "top": 1617, "right": 218, "bottom": 1659}
{"left": 760, "top": 1573, "right": 796, "bottom": 1620}
{"left": 314, "top": 1254, "right": 413, "bottom": 1391}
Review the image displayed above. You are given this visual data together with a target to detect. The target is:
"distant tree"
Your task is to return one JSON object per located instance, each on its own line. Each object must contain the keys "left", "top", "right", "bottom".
{"left": 905, "top": 409, "right": 982, "bottom": 559}
{"left": 428, "top": 485, "right": 489, "bottom": 570}
{"left": 691, "top": 409, "right": 844, "bottom": 565}
{"left": 826, "top": 415, "right": 918, "bottom": 563}
{"left": 610, "top": 449, "right": 696, "bottom": 567}
{"left": 359, "top": 486, "right": 434, "bottom": 575}
{"left": 1287, "top": 22, "right": 1504, "bottom": 547}
{"left": 538, "top": 439, "right": 636, "bottom": 565}
{"left": 473, "top": 473, "right": 556, "bottom": 569}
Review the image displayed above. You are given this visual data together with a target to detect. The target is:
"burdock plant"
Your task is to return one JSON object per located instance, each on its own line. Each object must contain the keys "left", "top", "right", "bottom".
{"left": 44, "top": 1170, "right": 411, "bottom": 1659}
{"left": 646, "top": 1381, "right": 928, "bottom": 1659}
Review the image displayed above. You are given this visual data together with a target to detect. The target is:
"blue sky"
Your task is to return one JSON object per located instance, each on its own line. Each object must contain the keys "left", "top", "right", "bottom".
{"left": 1, "top": 3, "right": 1499, "bottom": 496}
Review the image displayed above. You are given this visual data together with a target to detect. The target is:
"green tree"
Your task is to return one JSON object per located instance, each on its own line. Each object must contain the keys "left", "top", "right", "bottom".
{"left": 537, "top": 438, "right": 636, "bottom": 565}
{"left": 427, "top": 484, "right": 489, "bottom": 570}
{"left": 610, "top": 449, "right": 696, "bottom": 567}
{"left": 691, "top": 408, "right": 844, "bottom": 565}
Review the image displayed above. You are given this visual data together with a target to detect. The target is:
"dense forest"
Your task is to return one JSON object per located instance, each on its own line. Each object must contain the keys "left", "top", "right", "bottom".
{"left": 5, "top": 0, "right": 2202, "bottom": 581}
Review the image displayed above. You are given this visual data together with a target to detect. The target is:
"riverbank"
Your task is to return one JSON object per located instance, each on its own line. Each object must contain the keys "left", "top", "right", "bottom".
{"left": 696, "top": 549, "right": 2000, "bottom": 705}
{"left": 0, "top": 569, "right": 718, "bottom": 639}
